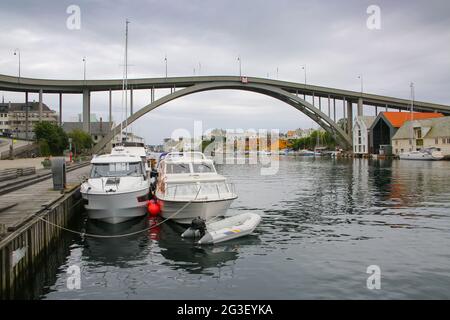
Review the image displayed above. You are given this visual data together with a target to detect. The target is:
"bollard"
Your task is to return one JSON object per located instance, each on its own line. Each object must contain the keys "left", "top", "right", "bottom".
{"left": 51, "top": 157, "right": 66, "bottom": 190}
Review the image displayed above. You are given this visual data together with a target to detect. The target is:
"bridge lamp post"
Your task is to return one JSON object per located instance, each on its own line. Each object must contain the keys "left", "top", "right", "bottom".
{"left": 164, "top": 55, "right": 168, "bottom": 78}
{"left": 358, "top": 74, "right": 363, "bottom": 94}
{"left": 237, "top": 56, "right": 241, "bottom": 77}
{"left": 301, "top": 65, "right": 307, "bottom": 99}
{"left": 82, "top": 56, "right": 87, "bottom": 82}
{"left": 301, "top": 65, "right": 306, "bottom": 85}
{"left": 13, "top": 49, "right": 21, "bottom": 82}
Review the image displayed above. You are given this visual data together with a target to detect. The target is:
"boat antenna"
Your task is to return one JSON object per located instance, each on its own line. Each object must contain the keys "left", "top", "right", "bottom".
{"left": 120, "top": 19, "right": 130, "bottom": 144}
{"left": 410, "top": 82, "right": 415, "bottom": 120}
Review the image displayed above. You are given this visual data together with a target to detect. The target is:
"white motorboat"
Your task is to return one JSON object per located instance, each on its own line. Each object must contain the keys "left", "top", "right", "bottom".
{"left": 298, "top": 149, "right": 315, "bottom": 156}
{"left": 399, "top": 147, "right": 444, "bottom": 161}
{"left": 181, "top": 212, "right": 262, "bottom": 245}
{"left": 155, "top": 152, "right": 238, "bottom": 224}
{"left": 80, "top": 153, "right": 150, "bottom": 224}
{"left": 112, "top": 141, "right": 150, "bottom": 173}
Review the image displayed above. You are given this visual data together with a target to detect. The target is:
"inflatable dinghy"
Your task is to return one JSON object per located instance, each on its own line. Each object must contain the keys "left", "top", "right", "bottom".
{"left": 181, "top": 212, "right": 262, "bottom": 244}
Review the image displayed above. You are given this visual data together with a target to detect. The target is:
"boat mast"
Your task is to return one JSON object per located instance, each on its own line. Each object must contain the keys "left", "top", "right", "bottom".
{"left": 409, "top": 82, "right": 415, "bottom": 148}
{"left": 124, "top": 19, "right": 130, "bottom": 142}
{"left": 120, "top": 19, "right": 130, "bottom": 144}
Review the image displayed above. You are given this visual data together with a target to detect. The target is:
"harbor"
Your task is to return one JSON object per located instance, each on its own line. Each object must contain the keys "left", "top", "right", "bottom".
{"left": 1, "top": 157, "right": 450, "bottom": 299}
{"left": 1, "top": 0, "right": 450, "bottom": 305}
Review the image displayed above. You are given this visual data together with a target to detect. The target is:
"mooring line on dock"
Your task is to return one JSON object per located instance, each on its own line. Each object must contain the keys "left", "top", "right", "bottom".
{"left": 35, "top": 199, "right": 194, "bottom": 239}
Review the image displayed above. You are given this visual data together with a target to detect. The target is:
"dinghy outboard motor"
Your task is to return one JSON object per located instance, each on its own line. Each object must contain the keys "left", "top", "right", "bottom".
{"left": 190, "top": 217, "right": 207, "bottom": 237}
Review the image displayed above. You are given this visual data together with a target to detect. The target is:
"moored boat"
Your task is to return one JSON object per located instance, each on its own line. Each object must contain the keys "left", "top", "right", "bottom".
{"left": 399, "top": 147, "right": 444, "bottom": 161}
{"left": 80, "top": 153, "right": 150, "bottom": 224}
{"left": 155, "top": 152, "right": 237, "bottom": 224}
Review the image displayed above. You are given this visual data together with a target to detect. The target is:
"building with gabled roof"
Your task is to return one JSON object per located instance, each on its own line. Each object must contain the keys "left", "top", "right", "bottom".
{"left": 353, "top": 116, "right": 376, "bottom": 155}
{"left": 369, "top": 112, "right": 444, "bottom": 154}
{"left": 392, "top": 116, "right": 450, "bottom": 157}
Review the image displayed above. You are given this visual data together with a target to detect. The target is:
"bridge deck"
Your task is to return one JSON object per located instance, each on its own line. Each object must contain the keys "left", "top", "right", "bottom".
{"left": 0, "top": 74, "right": 449, "bottom": 113}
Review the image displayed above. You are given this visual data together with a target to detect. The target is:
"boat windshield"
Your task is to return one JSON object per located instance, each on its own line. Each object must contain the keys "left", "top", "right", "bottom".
{"left": 166, "top": 163, "right": 191, "bottom": 174}
{"left": 192, "top": 163, "right": 214, "bottom": 173}
{"left": 90, "top": 162, "right": 143, "bottom": 178}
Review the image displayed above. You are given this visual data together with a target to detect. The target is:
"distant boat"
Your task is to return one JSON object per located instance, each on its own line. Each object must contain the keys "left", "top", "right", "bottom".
{"left": 399, "top": 147, "right": 444, "bottom": 161}
{"left": 298, "top": 149, "right": 315, "bottom": 156}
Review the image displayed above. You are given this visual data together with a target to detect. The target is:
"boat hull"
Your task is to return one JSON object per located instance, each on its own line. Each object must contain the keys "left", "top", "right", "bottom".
{"left": 82, "top": 187, "right": 149, "bottom": 224}
{"left": 157, "top": 197, "right": 236, "bottom": 224}
{"left": 399, "top": 154, "right": 443, "bottom": 161}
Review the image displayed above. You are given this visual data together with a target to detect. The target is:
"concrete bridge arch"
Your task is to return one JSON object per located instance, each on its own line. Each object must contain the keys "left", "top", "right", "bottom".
{"left": 91, "top": 81, "right": 352, "bottom": 154}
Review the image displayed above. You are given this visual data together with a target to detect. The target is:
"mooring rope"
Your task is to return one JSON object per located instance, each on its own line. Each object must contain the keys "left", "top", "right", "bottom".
{"left": 35, "top": 188, "right": 202, "bottom": 239}
{"left": 36, "top": 200, "right": 192, "bottom": 239}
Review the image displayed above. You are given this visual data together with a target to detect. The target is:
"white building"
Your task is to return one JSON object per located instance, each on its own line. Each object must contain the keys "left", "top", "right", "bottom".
{"left": 353, "top": 116, "right": 376, "bottom": 155}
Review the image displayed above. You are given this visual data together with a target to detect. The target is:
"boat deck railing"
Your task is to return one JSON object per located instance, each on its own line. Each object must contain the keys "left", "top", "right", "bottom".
{"left": 164, "top": 181, "right": 236, "bottom": 201}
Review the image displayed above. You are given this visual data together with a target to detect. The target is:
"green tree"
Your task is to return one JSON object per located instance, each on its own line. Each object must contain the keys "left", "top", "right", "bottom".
{"left": 34, "top": 121, "right": 68, "bottom": 156}
{"left": 289, "top": 130, "right": 337, "bottom": 151}
{"left": 68, "top": 129, "right": 93, "bottom": 156}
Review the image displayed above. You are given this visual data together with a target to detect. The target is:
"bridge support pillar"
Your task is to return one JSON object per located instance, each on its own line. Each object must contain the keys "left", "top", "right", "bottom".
{"left": 38, "top": 89, "right": 43, "bottom": 121}
{"left": 333, "top": 98, "right": 336, "bottom": 122}
{"left": 347, "top": 100, "right": 353, "bottom": 137}
{"left": 109, "top": 89, "right": 112, "bottom": 125}
{"left": 82, "top": 89, "right": 90, "bottom": 133}
{"left": 25, "top": 92, "right": 29, "bottom": 140}
{"left": 130, "top": 87, "right": 133, "bottom": 115}
{"left": 357, "top": 98, "right": 363, "bottom": 116}
{"left": 59, "top": 93, "right": 62, "bottom": 126}
{"left": 151, "top": 88, "right": 155, "bottom": 102}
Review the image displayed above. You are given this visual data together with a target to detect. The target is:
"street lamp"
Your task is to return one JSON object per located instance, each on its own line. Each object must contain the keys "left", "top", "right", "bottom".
{"left": 358, "top": 74, "right": 363, "bottom": 94}
{"left": 301, "top": 65, "right": 306, "bottom": 85}
{"left": 164, "top": 54, "right": 168, "bottom": 78}
{"left": 82, "top": 56, "right": 86, "bottom": 82}
{"left": 301, "top": 65, "right": 307, "bottom": 99}
{"left": 237, "top": 56, "right": 242, "bottom": 77}
{"left": 13, "top": 49, "right": 21, "bottom": 82}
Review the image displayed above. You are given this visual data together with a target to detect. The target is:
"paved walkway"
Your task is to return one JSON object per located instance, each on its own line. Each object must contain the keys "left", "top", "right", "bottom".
{"left": 0, "top": 165, "right": 91, "bottom": 237}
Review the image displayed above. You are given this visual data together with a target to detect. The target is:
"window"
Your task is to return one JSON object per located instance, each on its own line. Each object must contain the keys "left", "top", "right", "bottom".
{"left": 395, "top": 140, "right": 398, "bottom": 145}
{"left": 192, "top": 163, "right": 215, "bottom": 173}
{"left": 166, "top": 163, "right": 191, "bottom": 174}
{"left": 90, "top": 162, "right": 143, "bottom": 178}
{"left": 363, "top": 145, "right": 365, "bottom": 153}
{"left": 447, "top": 138, "right": 450, "bottom": 144}
{"left": 442, "top": 138, "right": 446, "bottom": 144}
{"left": 435, "top": 138, "right": 439, "bottom": 144}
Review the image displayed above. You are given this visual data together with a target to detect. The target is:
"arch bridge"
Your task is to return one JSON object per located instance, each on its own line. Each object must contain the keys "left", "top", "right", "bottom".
{"left": 1, "top": 74, "right": 449, "bottom": 152}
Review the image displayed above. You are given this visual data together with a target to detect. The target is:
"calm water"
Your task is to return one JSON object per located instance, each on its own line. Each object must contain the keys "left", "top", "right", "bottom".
{"left": 21, "top": 157, "right": 450, "bottom": 299}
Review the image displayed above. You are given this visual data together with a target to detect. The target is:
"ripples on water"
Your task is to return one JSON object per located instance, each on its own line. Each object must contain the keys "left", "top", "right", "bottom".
{"left": 22, "top": 158, "right": 450, "bottom": 299}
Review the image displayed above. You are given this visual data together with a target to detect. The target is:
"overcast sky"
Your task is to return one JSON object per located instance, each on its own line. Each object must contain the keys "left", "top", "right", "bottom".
{"left": 1, "top": 0, "right": 449, "bottom": 144}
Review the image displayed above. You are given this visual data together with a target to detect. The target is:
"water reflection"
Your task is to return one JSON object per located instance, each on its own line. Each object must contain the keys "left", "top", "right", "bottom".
{"left": 83, "top": 216, "right": 151, "bottom": 267}
{"left": 157, "top": 221, "right": 260, "bottom": 274}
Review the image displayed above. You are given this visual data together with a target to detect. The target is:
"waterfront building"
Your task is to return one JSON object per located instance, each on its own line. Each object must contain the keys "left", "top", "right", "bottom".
{"left": 392, "top": 116, "right": 450, "bottom": 158}
{"left": 0, "top": 102, "right": 58, "bottom": 139}
{"left": 353, "top": 116, "right": 376, "bottom": 155}
{"left": 63, "top": 119, "right": 114, "bottom": 150}
{"left": 369, "top": 112, "right": 444, "bottom": 154}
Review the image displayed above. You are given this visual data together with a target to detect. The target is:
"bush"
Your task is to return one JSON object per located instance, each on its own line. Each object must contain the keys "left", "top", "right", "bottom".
{"left": 38, "top": 140, "right": 51, "bottom": 157}
{"left": 68, "top": 129, "right": 93, "bottom": 156}
{"left": 34, "top": 121, "right": 68, "bottom": 156}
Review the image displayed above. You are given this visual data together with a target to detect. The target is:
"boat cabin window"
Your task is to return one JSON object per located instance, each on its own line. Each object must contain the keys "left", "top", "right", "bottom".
{"left": 91, "top": 162, "right": 143, "bottom": 178}
{"left": 192, "top": 163, "right": 215, "bottom": 173}
{"left": 166, "top": 163, "right": 191, "bottom": 174}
